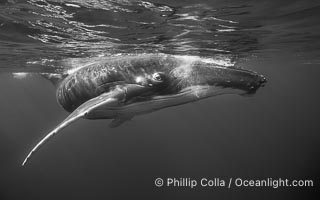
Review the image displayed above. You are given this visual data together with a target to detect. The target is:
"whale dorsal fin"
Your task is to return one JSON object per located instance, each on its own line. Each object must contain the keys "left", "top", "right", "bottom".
{"left": 22, "top": 92, "right": 121, "bottom": 166}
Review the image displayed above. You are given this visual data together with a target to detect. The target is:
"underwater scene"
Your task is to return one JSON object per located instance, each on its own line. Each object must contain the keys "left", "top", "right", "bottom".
{"left": 0, "top": 0, "right": 319, "bottom": 199}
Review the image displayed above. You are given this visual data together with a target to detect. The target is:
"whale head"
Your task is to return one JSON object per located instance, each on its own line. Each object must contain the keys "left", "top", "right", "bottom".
{"left": 97, "top": 55, "right": 267, "bottom": 118}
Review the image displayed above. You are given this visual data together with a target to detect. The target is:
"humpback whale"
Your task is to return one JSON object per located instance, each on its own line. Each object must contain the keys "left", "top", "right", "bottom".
{"left": 22, "top": 54, "right": 266, "bottom": 166}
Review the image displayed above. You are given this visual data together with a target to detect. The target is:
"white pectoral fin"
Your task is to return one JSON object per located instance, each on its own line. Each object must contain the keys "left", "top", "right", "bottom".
{"left": 22, "top": 93, "right": 119, "bottom": 166}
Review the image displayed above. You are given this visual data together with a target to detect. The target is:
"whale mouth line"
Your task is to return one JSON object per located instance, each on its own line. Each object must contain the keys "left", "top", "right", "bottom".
{"left": 102, "top": 85, "right": 246, "bottom": 112}
{"left": 149, "top": 85, "right": 246, "bottom": 101}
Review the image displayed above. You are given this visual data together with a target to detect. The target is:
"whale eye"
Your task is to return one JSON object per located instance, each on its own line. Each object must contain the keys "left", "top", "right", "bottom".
{"left": 152, "top": 72, "right": 164, "bottom": 82}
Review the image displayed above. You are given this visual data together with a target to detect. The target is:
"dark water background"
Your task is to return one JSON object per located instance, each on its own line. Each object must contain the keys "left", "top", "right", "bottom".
{"left": 0, "top": 0, "right": 320, "bottom": 199}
